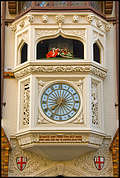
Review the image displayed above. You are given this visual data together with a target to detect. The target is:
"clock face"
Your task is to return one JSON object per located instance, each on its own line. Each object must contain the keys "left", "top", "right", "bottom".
{"left": 40, "top": 82, "right": 81, "bottom": 122}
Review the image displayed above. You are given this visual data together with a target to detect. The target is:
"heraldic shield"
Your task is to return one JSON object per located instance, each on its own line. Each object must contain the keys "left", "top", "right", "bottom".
{"left": 94, "top": 156, "right": 105, "bottom": 170}
{"left": 16, "top": 157, "right": 27, "bottom": 171}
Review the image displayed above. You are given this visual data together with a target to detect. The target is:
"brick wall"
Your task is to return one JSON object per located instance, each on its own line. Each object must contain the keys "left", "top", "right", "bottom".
{"left": 1, "top": 127, "right": 11, "bottom": 177}
{"left": 110, "top": 128, "right": 119, "bottom": 177}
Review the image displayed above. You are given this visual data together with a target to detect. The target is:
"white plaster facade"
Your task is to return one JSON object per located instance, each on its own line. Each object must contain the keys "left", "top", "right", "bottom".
{"left": 2, "top": 2, "right": 118, "bottom": 177}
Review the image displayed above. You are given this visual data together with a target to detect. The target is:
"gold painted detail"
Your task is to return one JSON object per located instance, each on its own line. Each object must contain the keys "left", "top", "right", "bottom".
{"left": 17, "top": 132, "right": 104, "bottom": 147}
{"left": 17, "top": 133, "right": 89, "bottom": 146}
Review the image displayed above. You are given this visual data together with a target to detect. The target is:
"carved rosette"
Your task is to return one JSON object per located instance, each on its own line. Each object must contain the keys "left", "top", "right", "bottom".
{"left": 87, "top": 14, "right": 94, "bottom": 24}
{"left": 73, "top": 15, "right": 79, "bottom": 23}
{"left": 42, "top": 15, "right": 48, "bottom": 23}
{"left": 56, "top": 15, "right": 64, "bottom": 24}
{"left": 27, "top": 15, "right": 34, "bottom": 24}
{"left": 96, "top": 20, "right": 102, "bottom": 28}
{"left": 105, "top": 24, "right": 112, "bottom": 32}
{"left": 56, "top": 15, "right": 64, "bottom": 28}
{"left": 10, "top": 24, "right": 17, "bottom": 32}
{"left": 19, "top": 21, "right": 25, "bottom": 28}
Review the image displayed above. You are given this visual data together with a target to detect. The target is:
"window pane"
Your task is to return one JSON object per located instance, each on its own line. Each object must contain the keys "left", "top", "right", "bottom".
{"left": 21, "top": 43, "right": 28, "bottom": 63}
{"left": 73, "top": 40, "right": 84, "bottom": 59}
{"left": 93, "top": 43, "right": 100, "bottom": 63}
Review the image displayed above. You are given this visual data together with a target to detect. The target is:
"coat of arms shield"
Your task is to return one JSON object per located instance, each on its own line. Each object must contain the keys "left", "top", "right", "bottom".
{"left": 16, "top": 157, "right": 27, "bottom": 171}
{"left": 94, "top": 156, "right": 105, "bottom": 170}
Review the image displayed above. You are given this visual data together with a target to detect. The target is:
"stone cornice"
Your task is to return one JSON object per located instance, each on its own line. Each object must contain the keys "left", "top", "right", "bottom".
{"left": 10, "top": 12, "right": 111, "bottom": 33}
{"left": 13, "top": 61, "right": 107, "bottom": 80}
{"left": 16, "top": 131, "right": 105, "bottom": 148}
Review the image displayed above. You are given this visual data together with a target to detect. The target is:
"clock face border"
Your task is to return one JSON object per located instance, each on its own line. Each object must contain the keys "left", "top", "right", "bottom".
{"left": 39, "top": 80, "right": 83, "bottom": 124}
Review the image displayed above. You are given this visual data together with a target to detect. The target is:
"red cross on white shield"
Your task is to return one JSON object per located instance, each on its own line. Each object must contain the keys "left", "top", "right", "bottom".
{"left": 16, "top": 157, "right": 27, "bottom": 171}
{"left": 94, "top": 156, "right": 105, "bottom": 170}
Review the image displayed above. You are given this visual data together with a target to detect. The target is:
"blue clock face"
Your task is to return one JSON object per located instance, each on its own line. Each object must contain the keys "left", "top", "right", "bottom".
{"left": 40, "top": 82, "right": 80, "bottom": 122}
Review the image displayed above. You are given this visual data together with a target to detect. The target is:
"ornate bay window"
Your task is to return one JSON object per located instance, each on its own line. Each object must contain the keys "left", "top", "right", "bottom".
{"left": 9, "top": 3, "right": 112, "bottom": 160}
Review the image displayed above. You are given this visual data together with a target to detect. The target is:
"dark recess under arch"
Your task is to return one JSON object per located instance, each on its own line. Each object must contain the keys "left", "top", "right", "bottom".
{"left": 21, "top": 43, "right": 28, "bottom": 63}
{"left": 36, "top": 36, "right": 84, "bottom": 59}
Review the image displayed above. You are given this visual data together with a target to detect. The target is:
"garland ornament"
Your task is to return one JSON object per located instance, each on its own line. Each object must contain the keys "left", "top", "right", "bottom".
{"left": 46, "top": 48, "right": 73, "bottom": 59}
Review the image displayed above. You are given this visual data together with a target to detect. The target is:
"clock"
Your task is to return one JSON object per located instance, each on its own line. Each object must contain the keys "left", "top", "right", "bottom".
{"left": 40, "top": 81, "right": 81, "bottom": 122}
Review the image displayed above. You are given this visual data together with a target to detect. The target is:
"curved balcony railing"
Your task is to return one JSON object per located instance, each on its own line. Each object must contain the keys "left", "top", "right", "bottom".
{"left": 18, "top": 1, "right": 105, "bottom": 18}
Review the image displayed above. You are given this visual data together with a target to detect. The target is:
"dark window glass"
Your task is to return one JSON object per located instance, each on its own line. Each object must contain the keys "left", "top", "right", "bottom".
{"left": 37, "top": 41, "right": 48, "bottom": 59}
{"left": 73, "top": 40, "right": 84, "bottom": 59}
{"left": 93, "top": 43, "right": 100, "bottom": 63}
{"left": 21, "top": 43, "right": 28, "bottom": 63}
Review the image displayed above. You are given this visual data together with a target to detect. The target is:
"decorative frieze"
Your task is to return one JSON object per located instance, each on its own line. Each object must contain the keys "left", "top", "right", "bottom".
{"left": 13, "top": 62, "right": 107, "bottom": 80}
{"left": 10, "top": 12, "right": 111, "bottom": 34}
{"left": 17, "top": 133, "right": 89, "bottom": 146}
{"left": 16, "top": 132, "right": 106, "bottom": 149}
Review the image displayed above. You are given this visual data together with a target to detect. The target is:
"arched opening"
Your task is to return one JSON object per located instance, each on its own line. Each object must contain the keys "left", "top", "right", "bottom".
{"left": 36, "top": 36, "right": 84, "bottom": 59}
{"left": 93, "top": 42, "right": 100, "bottom": 63}
{"left": 21, "top": 42, "right": 28, "bottom": 63}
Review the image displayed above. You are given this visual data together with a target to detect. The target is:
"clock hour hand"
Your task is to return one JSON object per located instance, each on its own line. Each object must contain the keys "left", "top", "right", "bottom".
{"left": 51, "top": 98, "right": 64, "bottom": 110}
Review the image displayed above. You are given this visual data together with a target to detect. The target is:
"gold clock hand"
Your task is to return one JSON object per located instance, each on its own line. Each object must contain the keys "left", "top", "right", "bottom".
{"left": 51, "top": 98, "right": 64, "bottom": 110}
{"left": 51, "top": 104, "right": 58, "bottom": 110}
